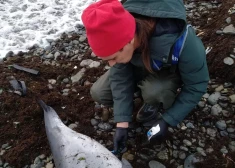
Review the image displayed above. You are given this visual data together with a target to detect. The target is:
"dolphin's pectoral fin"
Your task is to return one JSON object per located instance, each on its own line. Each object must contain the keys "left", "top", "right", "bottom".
{"left": 38, "top": 100, "right": 51, "bottom": 112}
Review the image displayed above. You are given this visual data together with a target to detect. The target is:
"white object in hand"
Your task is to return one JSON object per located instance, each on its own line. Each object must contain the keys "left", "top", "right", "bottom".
{"left": 147, "top": 124, "right": 161, "bottom": 141}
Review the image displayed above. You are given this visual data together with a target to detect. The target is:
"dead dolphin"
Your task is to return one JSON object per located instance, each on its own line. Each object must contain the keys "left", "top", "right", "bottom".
{"left": 38, "top": 100, "right": 132, "bottom": 168}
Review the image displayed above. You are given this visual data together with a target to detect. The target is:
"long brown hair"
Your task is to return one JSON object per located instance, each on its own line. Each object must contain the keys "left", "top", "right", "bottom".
{"left": 135, "top": 16, "right": 156, "bottom": 73}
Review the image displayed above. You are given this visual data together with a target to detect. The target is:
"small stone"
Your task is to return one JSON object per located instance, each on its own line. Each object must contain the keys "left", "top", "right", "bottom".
{"left": 102, "top": 108, "right": 110, "bottom": 122}
{"left": 180, "top": 146, "right": 188, "bottom": 152}
{"left": 45, "top": 162, "right": 54, "bottom": 168}
{"left": 48, "top": 79, "right": 56, "bottom": 85}
{"left": 44, "top": 53, "right": 54, "bottom": 59}
{"left": 79, "top": 36, "right": 86, "bottom": 42}
{"left": 227, "top": 128, "right": 235, "bottom": 133}
{"left": 198, "top": 101, "right": 205, "bottom": 108}
{"left": 208, "top": 92, "right": 221, "bottom": 105}
{"left": 91, "top": 52, "right": 96, "bottom": 57}
{"left": 223, "top": 24, "right": 235, "bottom": 34}
{"left": 73, "top": 40, "right": 79, "bottom": 45}
{"left": 207, "top": 128, "right": 217, "bottom": 137}
{"left": 183, "top": 139, "right": 192, "bottom": 146}
{"left": 186, "top": 122, "right": 195, "bottom": 129}
{"left": 149, "top": 160, "right": 166, "bottom": 168}
{"left": 68, "top": 123, "right": 78, "bottom": 130}
{"left": 211, "top": 104, "right": 222, "bottom": 116}
{"left": 206, "top": 147, "right": 214, "bottom": 153}
{"left": 228, "top": 141, "right": 235, "bottom": 152}
{"left": 216, "top": 30, "right": 223, "bottom": 35}
{"left": 91, "top": 119, "right": 99, "bottom": 126}
{"left": 224, "top": 82, "right": 233, "bottom": 88}
{"left": 224, "top": 57, "right": 234, "bottom": 65}
{"left": 226, "top": 17, "right": 232, "bottom": 24}
{"left": 89, "top": 61, "right": 100, "bottom": 68}
{"left": 229, "top": 94, "right": 235, "bottom": 103}
{"left": 215, "top": 85, "right": 224, "bottom": 92}
{"left": 220, "top": 147, "right": 228, "bottom": 154}
{"left": 178, "top": 152, "right": 186, "bottom": 160}
{"left": 202, "top": 93, "right": 210, "bottom": 99}
{"left": 184, "top": 154, "right": 203, "bottom": 168}
{"left": 62, "top": 78, "right": 69, "bottom": 84}
{"left": 2, "top": 143, "right": 9, "bottom": 149}
{"left": 215, "top": 120, "right": 227, "bottom": 130}
{"left": 71, "top": 68, "right": 85, "bottom": 83}
{"left": 127, "top": 154, "right": 134, "bottom": 161}
{"left": 39, "top": 154, "right": 46, "bottom": 160}
{"left": 220, "top": 131, "right": 228, "bottom": 137}
{"left": 222, "top": 110, "right": 231, "bottom": 117}
{"left": 98, "top": 123, "right": 113, "bottom": 131}
{"left": 80, "top": 59, "right": 93, "bottom": 67}
{"left": 196, "top": 147, "right": 206, "bottom": 156}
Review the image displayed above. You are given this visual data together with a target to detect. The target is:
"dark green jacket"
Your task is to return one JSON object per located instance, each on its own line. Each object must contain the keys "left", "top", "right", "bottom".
{"left": 109, "top": 0, "right": 209, "bottom": 126}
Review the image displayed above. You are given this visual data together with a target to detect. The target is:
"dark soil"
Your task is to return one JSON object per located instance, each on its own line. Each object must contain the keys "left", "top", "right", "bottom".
{"left": 189, "top": 0, "right": 235, "bottom": 83}
{"left": 0, "top": 0, "right": 235, "bottom": 168}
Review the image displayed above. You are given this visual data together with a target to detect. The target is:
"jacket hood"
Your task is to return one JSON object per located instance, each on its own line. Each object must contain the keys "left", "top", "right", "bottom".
{"left": 123, "top": 0, "right": 186, "bottom": 23}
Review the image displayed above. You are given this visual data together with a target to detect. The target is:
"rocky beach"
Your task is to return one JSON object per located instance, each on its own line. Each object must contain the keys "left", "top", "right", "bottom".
{"left": 0, "top": 0, "right": 235, "bottom": 168}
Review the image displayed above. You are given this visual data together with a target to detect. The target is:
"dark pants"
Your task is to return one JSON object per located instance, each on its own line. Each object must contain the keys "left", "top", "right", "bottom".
{"left": 90, "top": 68, "right": 181, "bottom": 110}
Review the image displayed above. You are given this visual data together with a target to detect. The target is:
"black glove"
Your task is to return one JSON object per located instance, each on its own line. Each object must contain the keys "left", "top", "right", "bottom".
{"left": 113, "top": 127, "right": 128, "bottom": 155}
{"left": 147, "top": 119, "right": 169, "bottom": 143}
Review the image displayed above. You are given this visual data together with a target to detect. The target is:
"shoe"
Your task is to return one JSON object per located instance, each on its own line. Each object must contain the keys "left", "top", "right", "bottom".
{"left": 136, "top": 103, "right": 160, "bottom": 123}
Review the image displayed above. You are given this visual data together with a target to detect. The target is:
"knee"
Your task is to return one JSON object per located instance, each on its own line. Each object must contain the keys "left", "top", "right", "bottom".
{"left": 141, "top": 84, "right": 177, "bottom": 109}
{"left": 90, "top": 83, "right": 102, "bottom": 104}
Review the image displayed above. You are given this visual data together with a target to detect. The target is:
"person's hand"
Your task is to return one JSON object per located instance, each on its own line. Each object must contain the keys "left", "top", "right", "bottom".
{"left": 113, "top": 127, "right": 128, "bottom": 155}
{"left": 147, "top": 119, "right": 169, "bottom": 143}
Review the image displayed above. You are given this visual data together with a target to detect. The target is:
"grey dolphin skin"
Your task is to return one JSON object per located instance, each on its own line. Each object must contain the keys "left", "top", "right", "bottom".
{"left": 38, "top": 100, "right": 132, "bottom": 168}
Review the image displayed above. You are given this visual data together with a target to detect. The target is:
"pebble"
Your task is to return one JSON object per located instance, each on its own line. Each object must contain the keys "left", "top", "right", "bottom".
{"left": 228, "top": 141, "right": 235, "bottom": 152}
{"left": 223, "top": 24, "right": 235, "bottom": 34}
{"left": 223, "top": 57, "right": 234, "bottom": 65}
{"left": 178, "top": 152, "right": 186, "bottom": 160}
{"left": 44, "top": 53, "right": 54, "bottom": 59}
{"left": 207, "top": 128, "right": 217, "bottom": 137}
{"left": 222, "top": 110, "right": 231, "bottom": 117}
{"left": 80, "top": 59, "right": 93, "bottom": 67}
{"left": 184, "top": 154, "right": 202, "bottom": 168}
{"left": 220, "top": 147, "right": 228, "bottom": 154}
{"left": 62, "top": 78, "right": 69, "bottom": 83}
{"left": 208, "top": 92, "right": 221, "bottom": 105}
{"left": 180, "top": 146, "right": 189, "bottom": 152}
{"left": 45, "top": 162, "right": 54, "bottom": 168}
{"left": 198, "top": 101, "right": 205, "bottom": 108}
{"left": 202, "top": 93, "right": 210, "bottom": 99}
{"left": 98, "top": 123, "right": 113, "bottom": 131}
{"left": 91, "top": 119, "right": 99, "bottom": 126}
{"left": 48, "top": 79, "right": 56, "bottom": 85}
{"left": 89, "top": 61, "right": 100, "bottom": 68}
{"left": 227, "top": 128, "right": 235, "bottom": 133}
{"left": 215, "top": 85, "right": 224, "bottom": 92}
{"left": 149, "top": 160, "right": 166, "bottom": 168}
{"left": 215, "top": 120, "right": 227, "bottom": 130}
{"left": 220, "top": 131, "right": 228, "bottom": 137}
{"left": 183, "top": 140, "right": 192, "bottom": 146}
{"left": 68, "top": 123, "right": 78, "bottom": 130}
{"left": 1, "top": 143, "right": 9, "bottom": 149}
{"left": 79, "top": 36, "right": 86, "bottom": 42}
{"left": 226, "top": 17, "right": 232, "bottom": 24}
{"left": 229, "top": 94, "right": 235, "bottom": 103}
{"left": 71, "top": 68, "right": 85, "bottom": 83}
{"left": 211, "top": 104, "right": 222, "bottom": 116}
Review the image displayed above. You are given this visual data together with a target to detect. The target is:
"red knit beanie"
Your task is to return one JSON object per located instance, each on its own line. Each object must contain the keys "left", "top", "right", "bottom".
{"left": 81, "top": 0, "right": 136, "bottom": 57}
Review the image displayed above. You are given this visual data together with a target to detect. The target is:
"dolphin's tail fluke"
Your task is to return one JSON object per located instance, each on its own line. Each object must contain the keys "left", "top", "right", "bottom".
{"left": 38, "top": 100, "right": 51, "bottom": 112}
